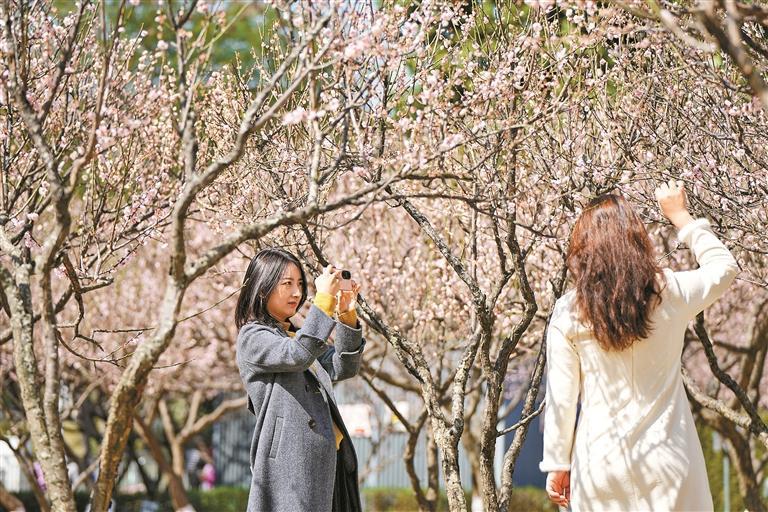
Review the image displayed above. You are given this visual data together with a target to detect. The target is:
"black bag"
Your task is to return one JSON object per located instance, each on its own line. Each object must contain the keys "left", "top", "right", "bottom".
{"left": 328, "top": 401, "right": 362, "bottom": 512}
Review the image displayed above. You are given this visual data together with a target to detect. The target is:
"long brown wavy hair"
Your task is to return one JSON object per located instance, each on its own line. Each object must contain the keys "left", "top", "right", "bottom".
{"left": 566, "top": 194, "right": 665, "bottom": 351}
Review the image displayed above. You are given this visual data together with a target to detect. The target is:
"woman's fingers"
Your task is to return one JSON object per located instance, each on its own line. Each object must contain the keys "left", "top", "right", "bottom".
{"left": 546, "top": 472, "right": 570, "bottom": 507}
{"left": 546, "top": 480, "right": 561, "bottom": 501}
{"left": 547, "top": 487, "right": 568, "bottom": 506}
{"left": 660, "top": 178, "right": 685, "bottom": 192}
{"left": 546, "top": 490, "right": 568, "bottom": 507}
{"left": 341, "top": 282, "right": 360, "bottom": 300}
{"left": 668, "top": 178, "right": 683, "bottom": 190}
{"left": 316, "top": 265, "right": 343, "bottom": 295}
{"left": 546, "top": 486, "right": 560, "bottom": 501}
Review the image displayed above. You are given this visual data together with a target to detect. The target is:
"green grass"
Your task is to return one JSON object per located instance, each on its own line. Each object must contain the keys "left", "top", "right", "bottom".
{"left": 9, "top": 485, "right": 556, "bottom": 512}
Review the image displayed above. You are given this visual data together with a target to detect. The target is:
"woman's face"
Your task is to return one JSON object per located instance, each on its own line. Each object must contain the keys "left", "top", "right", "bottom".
{"left": 266, "top": 263, "right": 304, "bottom": 322}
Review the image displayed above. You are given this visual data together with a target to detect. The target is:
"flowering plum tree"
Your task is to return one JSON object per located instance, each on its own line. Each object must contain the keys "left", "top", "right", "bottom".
{"left": 1, "top": 1, "right": 767, "bottom": 511}
{"left": 0, "top": 0, "right": 461, "bottom": 510}
{"left": 314, "top": 2, "right": 768, "bottom": 510}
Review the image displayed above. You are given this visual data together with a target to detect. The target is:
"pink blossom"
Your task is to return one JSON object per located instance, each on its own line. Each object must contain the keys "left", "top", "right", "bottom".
{"left": 438, "top": 134, "right": 464, "bottom": 152}
{"left": 343, "top": 35, "right": 371, "bottom": 61}
{"left": 282, "top": 107, "right": 308, "bottom": 125}
{"left": 22, "top": 232, "right": 37, "bottom": 249}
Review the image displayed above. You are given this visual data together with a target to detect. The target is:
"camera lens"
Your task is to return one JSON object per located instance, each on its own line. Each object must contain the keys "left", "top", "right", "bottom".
{"left": 341, "top": 270, "right": 351, "bottom": 279}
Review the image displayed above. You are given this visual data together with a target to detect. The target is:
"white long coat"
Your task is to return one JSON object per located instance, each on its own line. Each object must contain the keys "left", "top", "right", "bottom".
{"left": 540, "top": 218, "right": 739, "bottom": 511}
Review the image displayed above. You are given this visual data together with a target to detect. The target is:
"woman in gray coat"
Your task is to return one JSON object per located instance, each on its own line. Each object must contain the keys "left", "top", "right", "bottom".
{"left": 235, "top": 248, "right": 365, "bottom": 512}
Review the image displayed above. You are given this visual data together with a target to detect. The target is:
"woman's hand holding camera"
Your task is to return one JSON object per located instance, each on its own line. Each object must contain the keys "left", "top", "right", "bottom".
{"left": 315, "top": 265, "right": 342, "bottom": 296}
{"left": 315, "top": 264, "right": 361, "bottom": 316}
{"left": 338, "top": 281, "right": 360, "bottom": 313}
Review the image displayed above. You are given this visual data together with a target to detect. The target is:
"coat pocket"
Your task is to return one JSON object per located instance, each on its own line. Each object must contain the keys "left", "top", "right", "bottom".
{"left": 268, "top": 416, "right": 284, "bottom": 459}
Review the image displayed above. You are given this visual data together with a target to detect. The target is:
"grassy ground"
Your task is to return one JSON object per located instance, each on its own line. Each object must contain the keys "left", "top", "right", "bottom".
{"left": 9, "top": 485, "right": 556, "bottom": 511}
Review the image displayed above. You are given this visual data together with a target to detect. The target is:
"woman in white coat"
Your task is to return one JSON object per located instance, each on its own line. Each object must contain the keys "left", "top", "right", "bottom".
{"left": 540, "top": 181, "right": 738, "bottom": 511}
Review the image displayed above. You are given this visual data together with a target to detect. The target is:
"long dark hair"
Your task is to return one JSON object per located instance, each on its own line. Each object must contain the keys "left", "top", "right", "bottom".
{"left": 566, "top": 194, "right": 664, "bottom": 351}
{"left": 235, "top": 248, "right": 308, "bottom": 329}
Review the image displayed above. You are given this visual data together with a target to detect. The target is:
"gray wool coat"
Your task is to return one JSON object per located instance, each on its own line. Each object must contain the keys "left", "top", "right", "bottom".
{"left": 236, "top": 304, "right": 365, "bottom": 512}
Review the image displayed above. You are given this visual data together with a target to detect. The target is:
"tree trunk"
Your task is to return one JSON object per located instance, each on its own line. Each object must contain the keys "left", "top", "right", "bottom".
{"left": 133, "top": 417, "right": 194, "bottom": 512}
{"left": 425, "top": 422, "right": 440, "bottom": 510}
{"left": 171, "top": 439, "right": 186, "bottom": 478}
{"left": 461, "top": 424, "right": 483, "bottom": 512}
{"left": 433, "top": 424, "right": 467, "bottom": 512}
{"left": 40, "top": 265, "right": 77, "bottom": 508}
{"left": 1, "top": 267, "right": 75, "bottom": 511}
{"left": 478, "top": 379, "right": 502, "bottom": 512}
{"left": 498, "top": 344, "right": 547, "bottom": 512}
{"left": 14, "top": 449, "right": 50, "bottom": 512}
{"left": 91, "top": 285, "right": 185, "bottom": 512}
{"left": 127, "top": 439, "right": 159, "bottom": 498}
{"left": 0, "top": 482, "right": 25, "bottom": 512}
{"left": 721, "top": 422, "right": 766, "bottom": 512}
{"left": 403, "top": 424, "right": 433, "bottom": 512}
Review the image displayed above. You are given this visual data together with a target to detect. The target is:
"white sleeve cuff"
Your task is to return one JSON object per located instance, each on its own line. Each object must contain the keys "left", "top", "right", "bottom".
{"left": 676, "top": 218, "right": 711, "bottom": 246}
{"left": 539, "top": 462, "right": 571, "bottom": 473}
